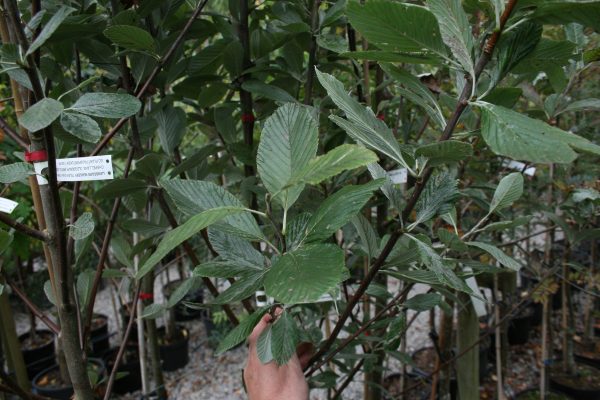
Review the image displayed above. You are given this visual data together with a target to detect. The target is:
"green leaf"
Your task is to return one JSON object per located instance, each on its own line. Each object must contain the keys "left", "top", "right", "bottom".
{"left": 492, "top": 21, "right": 542, "bottom": 86}
{"left": 208, "top": 228, "right": 265, "bottom": 270}
{"left": 531, "top": 1, "right": 600, "bottom": 31}
{"left": 428, "top": 0, "right": 474, "bottom": 81}
{"left": 381, "top": 64, "right": 446, "bottom": 129}
{"left": 482, "top": 215, "right": 533, "bottom": 232}
{"left": 346, "top": 0, "right": 447, "bottom": 60}
{"left": 257, "top": 103, "right": 318, "bottom": 209}
{"left": 407, "top": 234, "right": 469, "bottom": 292}
{"left": 270, "top": 311, "right": 301, "bottom": 365}
{"left": 27, "top": 7, "right": 76, "bottom": 56}
{"left": 241, "top": 80, "right": 297, "bottom": 103}
{"left": 121, "top": 218, "right": 166, "bottom": 237}
{"left": 488, "top": 172, "right": 523, "bottom": 215}
{"left": 467, "top": 241, "right": 521, "bottom": 271}
{"left": 161, "top": 179, "right": 264, "bottom": 241}
{"left": 404, "top": 293, "right": 443, "bottom": 312}
{"left": 68, "top": 93, "right": 141, "bottom": 119}
{"left": 136, "top": 207, "right": 246, "bottom": 279}
{"left": 19, "top": 98, "right": 64, "bottom": 132}
{"left": 257, "top": 324, "right": 274, "bottom": 364}
{"left": 155, "top": 106, "right": 186, "bottom": 156}
{"left": 316, "top": 69, "right": 410, "bottom": 169}
{"left": 478, "top": 101, "right": 600, "bottom": 163}
{"left": 342, "top": 50, "right": 440, "bottom": 64}
{"left": 166, "top": 277, "right": 200, "bottom": 308}
{"left": 44, "top": 280, "right": 56, "bottom": 306}
{"left": 140, "top": 303, "right": 166, "bottom": 319}
{"left": 69, "top": 212, "right": 95, "bottom": 240}
{"left": 289, "top": 144, "right": 378, "bottom": 186}
{"left": 264, "top": 244, "right": 346, "bottom": 304}
{"left": 60, "top": 112, "right": 101, "bottom": 143}
{"left": 193, "top": 261, "right": 252, "bottom": 279}
{"left": 95, "top": 179, "right": 147, "bottom": 200}
{"left": 214, "top": 271, "right": 265, "bottom": 304}
{"left": 351, "top": 214, "right": 380, "bottom": 259}
{"left": 367, "top": 163, "right": 404, "bottom": 211}
{"left": 76, "top": 269, "right": 95, "bottom": 312}
{"left": 216, "top": 307, "right": 270, "bottom": 355}
{"left": 169, "top": 144, "right": 220, "bottom": 178}
{"left": 413, "top": 172, "right": 459, "bottom": 227}
{"left": 415, "top": 141, "right": 473, "bottom": 166}
{"left": 437, "top": 228, "right": 468, "bottom": 252}
{"left": 0, "top": 162, "right": 33, "bottom": 184}
{"left": 103, "top": 25, "right": 156, "bottom": 53}
{"left": 572, "top": 188, "right": 600, "bottom": 203}
{"left": 557, "top": 98, "right": 600, "bottom": 115}
{"left": 305, "top": 180, "right": 382, "bottom": 243}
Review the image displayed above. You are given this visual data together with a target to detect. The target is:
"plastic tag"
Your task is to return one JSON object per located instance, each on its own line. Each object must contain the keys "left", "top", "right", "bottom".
{"left": 0, "top": 198, "right": 18, "bottom": 214}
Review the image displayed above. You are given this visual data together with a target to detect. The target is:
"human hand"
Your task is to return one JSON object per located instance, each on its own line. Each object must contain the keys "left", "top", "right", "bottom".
{"left": 243, "top": 312, "right": 311, "bottom": 400}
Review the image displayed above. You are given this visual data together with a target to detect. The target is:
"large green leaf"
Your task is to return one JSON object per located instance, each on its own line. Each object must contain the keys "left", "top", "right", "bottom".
{"left": 305, "top": 180, "right": 382, "bottom": 243}
{"left": 428, "top": 0, "right": 474, "bottom": 80}
{"left": 316, "top": 69, "right": 410, "bottom": 169}
{"left": 214, "top": 272, "right": 265, "bottom": 304}
{"left": 69, "top": 212, "right": 95, "bottom": 240}
{"left": 257, "top": 103, "right": 318, "bottom": 209}
{"left": 346, "top": 0, "right": 447, "bottom": 60}
{"left": 60, "top": 112, "right": 101, "bottom": 143}
{"left": 531, "top": 1, "right": 600, "bottom": 31}
{"left": 27, "top": 7, "right": 75, "bottom": 56}
{"left": 367, "top": 163, "right": 404, "bottom": 211}
{"left": 95, "top": 179, "right": 147, "bottom": 199}
{"left": 67, "top": 93, "right": 141, "bottom": 119}
{"left": 381, "top": 64, "right": 446, "bottom": 129}
{"left": 488, "top": 172, "right": 523, "bottom": 215}
{"left": 289, "top": 144, "right": 378, "bottom": 186}
{"left": 103, "top": 25, "right": 156, "bottom": 53}
{"left": 0, "top": 162, "right": 33, "bottom": 184}
{"left": 557, "top": 98, "right": 600, "bottom": 115}
{"left": 404, "top": 293, "right": 443, "bottom": 311}
{"left": 156, "top": 106, "right": 186, "bottom": 156}
{"left": 413, "top": 172, "right": 459, "bottom": 227}
{"left": 407, "top": 234, "right": 469, "bottom": 292}
{"left": 415, "top": 141, "right": 473, "bottom": 166}
{"left": 216, "top": 307, "right": 270, "bottom": 355}
{"left": 269, "top": 311, "right": 301, "bottom": 365}
{"left": 166, "top": 277, "right": 200, "bottom": 308}
{"left": 208, "top": 228, "right": 265, "bottom": 270}
{"left": 19, "top": 98, "right": 64, "bottom": 132}
{"left": 136, "top": 207, "right": 245, "bottom": 279}
{"left": 264, "top": 244, "right": 346, "bottom": 304}
{"left": 161, "top": 179, "right": 264, "bottom": 240}
{"left": 478, "top": 101, "right": 600, "bottom": 163}
{"left": 193, "top": 261, "right": 253, "bottom": 279}
{"left": 491, "top": 21, "right": 542, "bottom": 86}
{"left": 351, "top": 214, "right": 380, "bottom": 259}
{"left": 467, "top": 241, "right": 521, "bottom": 271}
{"left": 241, "top": 80, "right": 297, "bottom": 103}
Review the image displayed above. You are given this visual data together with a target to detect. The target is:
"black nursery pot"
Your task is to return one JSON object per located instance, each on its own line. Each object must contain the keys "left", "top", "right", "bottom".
{"left": 549, "top": 364, "right": 600, "bottom": 400}
{"left": 103, "top": 347, "right": 142, "bottom": 394}
{"left": 157, "top": 326, "right": 189, "bottom": 372}
{"left": 32, "top": 358, "right": 105, "bottom": 400}
{"left": 90, "top": 314, "right": 110, "bottom": 357}
{"left": 507, "top": 308, "right": 534, "bottom": 345}
{"left": 19, "top": 329, "right": 56, "bottom": 379}
{"left": 163, "top": 280, "right": 204, "bottom": 322}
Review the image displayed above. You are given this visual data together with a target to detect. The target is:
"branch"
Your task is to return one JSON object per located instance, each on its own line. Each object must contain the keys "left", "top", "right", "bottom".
{"left": 7, "top": 280, "right": 59, "bottom": 334}
{"left": 304, "top": 0, "right": 520, "bottom": 372}
{"left": 0, "top": 212, "right": 48, "bottom": 242}
{"left": 102, "top": 283, "right": 141, "bottom": 400}
{"left": 303, "top": 0, "right": 321, "bottom": 105}
{"left": 90, "top": 0, "right": 209, "bottom": 156}
{"left": 0, "top": 115, "right": 28, "bottom": 149}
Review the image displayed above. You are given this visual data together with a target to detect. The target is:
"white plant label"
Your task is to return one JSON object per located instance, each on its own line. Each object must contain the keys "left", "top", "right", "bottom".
{"left": 34, "top": 155, "right": 114, "bottom": 185}
{"left": 0, "top": 197, "right": 18, "bottom": 214}
{"left": 388, "top": 168, "right": 408, "bottom": 184}
{"left": 502, "top": 159, "right": 536, "bottom": 177}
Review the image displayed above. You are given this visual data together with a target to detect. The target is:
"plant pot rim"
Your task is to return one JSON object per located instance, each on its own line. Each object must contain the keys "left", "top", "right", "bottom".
{"left": 19, "top": 329, "right": 55, "bottom": 348}
{"left": 32, "top": 358, "right": 105, "bottom": 389}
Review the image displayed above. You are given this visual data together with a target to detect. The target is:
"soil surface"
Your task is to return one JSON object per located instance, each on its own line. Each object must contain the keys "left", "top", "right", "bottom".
{"left": 20, "top": 330, "right": 53, "bottom": 350}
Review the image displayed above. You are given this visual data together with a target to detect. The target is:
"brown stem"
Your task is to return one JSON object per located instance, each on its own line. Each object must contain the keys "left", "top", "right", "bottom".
{"left": 102, "top": 284, "right": 141, "bottom": 400}
{"left": 303, "top": 0, "right": 321, "bottom": 105}
{"left": 332, "top": 359, "right": 365, "bottom": 399}
{"left": 0, "top": 212, "right": 48, "bottom": 242}
{"left": 0, "top": 115, "right": 28, "bottom": 149}
{"left": 90, "top": 0, "right": 209, "bottom": 156}
{"left": 7, "top": 280, "right": 59, "bottom": 334}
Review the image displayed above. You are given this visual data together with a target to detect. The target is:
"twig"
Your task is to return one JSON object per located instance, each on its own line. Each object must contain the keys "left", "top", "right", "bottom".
{"left": 303, "top": 0, "right": 321, "bottom": 105}
{"left": 0, "top": 212, "right": 48, "bottom": 242}
{"left": 0, "top": 115, "right": 28, "bottom": 149}
{"left": 90, "top": 0, "right": 209, "bottom": 156}
{"left": 7, "top": 280, "right": 59, "bottom": 334}
{"left": 499, "top": 226, "right": 557, "bottom": 248}
{"left": 102, "top": 283, "right": 142, "bottom": 400}
{"left": 332, "top": 358, "right": 365, "bottom": 399}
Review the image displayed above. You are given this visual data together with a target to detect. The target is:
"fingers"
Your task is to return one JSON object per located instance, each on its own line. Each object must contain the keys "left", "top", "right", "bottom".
{"left": 248, "top": 313, "right": 272, "bottom": 350}
{"left": 296, "top": 342, "right": 315, "bottom": 370}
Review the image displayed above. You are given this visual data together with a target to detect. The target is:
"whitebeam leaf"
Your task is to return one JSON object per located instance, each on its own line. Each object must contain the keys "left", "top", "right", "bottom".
{"left": 216, "top": 307, "right": 270, "bottom": 355}
{"left": 467, "top": 241, "right": 521, "bottom": 271}
{"left": 488, "top": 172, "right": 524, "bottom": 215}
{"left": 288, "top": 144, "right": 378, "bottom": 186}
{"left": 264, "top": 244, "right": 346, "bottom": 304}
{"left": 316, "top": 69, "right": 410, "bottom": 169}
{"left": 67, "top": 93, "right": 141, "bottom": 119}
{"left": 27, "top": 7, "right": 75, "bottom": 56}
{"left": 60, "top": 112, "right": 102, "bottom": 143}
{"left": 478, "top": 101, "right": 600, "bottom": 163}
{"left": 257, "top": 103, "right": 318, "bottom": 210}
{"left": 19, "top": 98, "right": 64, "bottom": 132}
{"left": 69, "top": 212, "right": 95, "bottom": 240}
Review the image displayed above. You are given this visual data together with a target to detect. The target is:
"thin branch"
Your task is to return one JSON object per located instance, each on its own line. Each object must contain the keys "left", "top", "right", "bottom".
{"left": 7, "top": 280, "right": 59, "bottom": 334}
{"left": 303, "top": 0, "right": 321, "bottom": 105}
{"left": 102, "top": 283, "right": 141, "bottom": 400}
{"left": 0, "top": 212, "right": 48, "bottom": 242}
{"left": 499, "top": 225, "right": 557, "bottom": 248}
{"left": 0, "top": 115, "right": 28, "bottom": 149}
{"left": 90, "top": 0, "right": 209, "bottom": 156}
